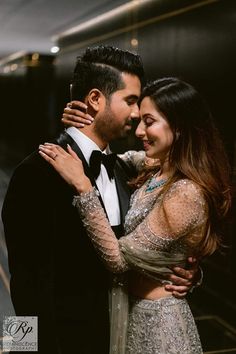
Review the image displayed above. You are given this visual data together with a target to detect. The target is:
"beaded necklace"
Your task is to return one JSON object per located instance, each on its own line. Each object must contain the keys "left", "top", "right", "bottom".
{"left": 145, "top": 174, "right": 168, "bottom": 193}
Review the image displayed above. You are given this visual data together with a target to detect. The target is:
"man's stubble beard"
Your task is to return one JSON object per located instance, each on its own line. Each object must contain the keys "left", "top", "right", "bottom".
{"left": 94, "top": 105, "right": 129, "bottom": 143}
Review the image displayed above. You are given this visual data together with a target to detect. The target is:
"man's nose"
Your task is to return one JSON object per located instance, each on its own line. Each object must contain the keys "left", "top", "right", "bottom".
{"left": 130, "top": 104, "right": 140, "bottom": 120}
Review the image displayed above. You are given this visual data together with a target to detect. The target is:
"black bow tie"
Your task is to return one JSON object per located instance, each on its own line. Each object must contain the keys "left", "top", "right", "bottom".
{"left": 89, "top": 150, "right": 117, "bottom": 180}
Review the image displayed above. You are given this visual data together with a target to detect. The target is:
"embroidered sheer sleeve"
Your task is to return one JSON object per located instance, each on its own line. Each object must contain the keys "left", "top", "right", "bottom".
{"left": 73, "top": 180, "right": 207, "bottom": 273}
{"left": 118, "top": 150, "right": 146, "bottom": 171}
{"left": 73, "top": 188, "right": 129, "bottom": 273}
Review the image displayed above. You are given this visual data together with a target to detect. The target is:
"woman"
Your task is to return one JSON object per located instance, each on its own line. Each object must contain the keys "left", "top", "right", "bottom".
{"left": 39, "top": 77, "right": 231, "bottom": 353}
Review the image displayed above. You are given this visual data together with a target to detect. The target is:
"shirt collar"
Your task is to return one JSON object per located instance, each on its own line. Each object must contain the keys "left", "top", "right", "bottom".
{"left": 66, "top": 127, "right": 110, "bottom": 164}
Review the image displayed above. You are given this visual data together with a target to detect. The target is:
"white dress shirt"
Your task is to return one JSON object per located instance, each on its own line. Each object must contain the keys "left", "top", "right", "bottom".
{"left": 66, "top": 127, "right": 121, "bottom": 226}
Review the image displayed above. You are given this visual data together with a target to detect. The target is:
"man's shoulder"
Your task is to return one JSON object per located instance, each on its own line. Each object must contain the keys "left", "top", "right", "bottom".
{"left": 10, "top": 144, "right": 61, "bottom": 189}
{"left": 13, "top": 131, "right": 69, "bottom": 174}
{"left": 13, "top": 149, "right": 48, "bottom": 176}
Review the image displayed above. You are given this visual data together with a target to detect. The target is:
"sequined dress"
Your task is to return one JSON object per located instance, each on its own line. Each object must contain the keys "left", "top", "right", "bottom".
{"left": 73, "top": 151, "right": 206, "bottom": 354}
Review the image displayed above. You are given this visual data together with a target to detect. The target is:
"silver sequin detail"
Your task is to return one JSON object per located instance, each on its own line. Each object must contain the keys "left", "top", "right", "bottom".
{"left": 126, "top": 296, "right": 203, "bottom": 354}
{"left": 73, "top": 178, "right": 206, "bottom": 353}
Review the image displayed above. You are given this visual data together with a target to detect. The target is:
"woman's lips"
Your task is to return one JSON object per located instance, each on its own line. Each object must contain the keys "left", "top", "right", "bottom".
{"left": 143, "top": 140, "right": 152, "bottom": 150}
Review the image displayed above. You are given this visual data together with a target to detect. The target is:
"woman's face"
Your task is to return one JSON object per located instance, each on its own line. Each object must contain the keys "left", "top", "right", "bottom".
{"left": 135, "top": 96, "right": 174, "bottom": 160}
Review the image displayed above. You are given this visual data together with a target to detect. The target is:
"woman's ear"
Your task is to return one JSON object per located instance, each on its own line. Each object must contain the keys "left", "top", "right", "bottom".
{"left": 86, "top": 89, "right": 104, "bottom": 112}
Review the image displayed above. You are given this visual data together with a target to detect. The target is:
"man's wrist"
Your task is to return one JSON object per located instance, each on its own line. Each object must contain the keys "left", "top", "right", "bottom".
{"left": 190, "top": 266, "right": 203, "bottom": 293}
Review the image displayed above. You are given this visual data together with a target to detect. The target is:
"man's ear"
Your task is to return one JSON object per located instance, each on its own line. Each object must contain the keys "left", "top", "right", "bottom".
{"left": 86, "top": 89, "right": 105, "bottom": 112}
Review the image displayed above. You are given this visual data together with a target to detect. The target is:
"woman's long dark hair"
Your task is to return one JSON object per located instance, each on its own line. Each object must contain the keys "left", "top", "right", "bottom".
{"left": 133, "top": 77, "right": 232, "bottom": 256}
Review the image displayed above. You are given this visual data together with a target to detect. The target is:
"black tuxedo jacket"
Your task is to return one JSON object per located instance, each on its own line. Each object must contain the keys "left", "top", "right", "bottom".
{"left": 1, "top": 132, "right": 137, "bottom": 354}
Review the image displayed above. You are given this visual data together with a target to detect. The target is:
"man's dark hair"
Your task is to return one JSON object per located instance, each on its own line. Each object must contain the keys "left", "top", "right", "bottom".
{"left": 70, "top": 45, "right": 145, "bottom": 101}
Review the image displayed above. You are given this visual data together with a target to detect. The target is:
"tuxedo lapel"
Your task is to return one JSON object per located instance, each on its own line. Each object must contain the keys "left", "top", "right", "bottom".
{"left": 114, "top": 157, "right": 132, "bottom": 225}
{"left": 56, "top": 131, "right": 109, "bottom": 215}
{"left": 56, "top": 131, "right": 96, "bottom": 183}
{"left": 56, "top": 132, "right": 131, "bottom": 226}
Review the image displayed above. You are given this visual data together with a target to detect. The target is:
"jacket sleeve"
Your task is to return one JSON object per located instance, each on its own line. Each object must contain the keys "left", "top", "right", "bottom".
{"left": 1, "top": 158, "right": 55, "bottom": 315}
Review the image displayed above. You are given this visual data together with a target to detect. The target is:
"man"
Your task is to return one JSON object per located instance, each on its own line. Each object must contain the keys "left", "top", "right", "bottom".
{"left": 2, "top": 46, "right": 197, "bottom": 354}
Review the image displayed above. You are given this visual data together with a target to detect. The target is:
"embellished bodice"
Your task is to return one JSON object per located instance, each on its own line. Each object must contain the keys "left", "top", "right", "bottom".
{"left": 73, "top": 151, "right": 208, "bottom": 275}
{"left": 123, "top": 183, "right": 188, "bottom": 255}
{"left": 125, "top": 187, "right": 158, "bottom": 233}
{"left": 122, "top": 176, "right": 208, "bottom": 262}
{"left": 72, "top": 151, "right": 206, "bottom": 354}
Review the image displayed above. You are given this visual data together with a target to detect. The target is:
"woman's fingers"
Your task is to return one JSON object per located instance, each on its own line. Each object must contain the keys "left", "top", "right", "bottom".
{"left": 68, "top": 100, "right": 88, "bottom": 111}
{"left": 39, "top": 150, "right": 55, "bottom": 164}
{"left": 67, "top": 144, "right": 80, "bottom": 160}
{"left": 62, "top": 116, "right": 93, "bottom": 128}
{"left": 40, "top": 145, "right": 57, "bottom": 158}
{"left": 39, "top": 143, "right": 80, "bottom": 163}
{"left": 39, "top": 145, "right": 58, "bottom": 159}
{"left": 39, "top": 144, "right": 69, "bottom": 161}
{"left": 44, "top": 143, "right": 67, "bottom": 155}
{"left": 62, "top": 101, "right": 94, "bottom": 128}
{"left": 63, "top": 108, "right": 86, "bottom": 119}
{"left": 63, "top": 110, "right": 94, "bottom": 121}
{"left": 39, "top": 143, "right": 80, "bottom": 166}
{"left": 39, "top": 142, "right": 92, "bottom": 193}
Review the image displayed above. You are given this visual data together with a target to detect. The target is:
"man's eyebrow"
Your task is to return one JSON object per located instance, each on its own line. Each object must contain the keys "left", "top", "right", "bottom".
{"left": 125, "top": 95, "right": 139, "bottom": 100}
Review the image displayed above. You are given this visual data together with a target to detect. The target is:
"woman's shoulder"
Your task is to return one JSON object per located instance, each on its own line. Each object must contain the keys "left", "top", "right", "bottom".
{"left": 166, "top": 178, "right": 205, "bottom": 204}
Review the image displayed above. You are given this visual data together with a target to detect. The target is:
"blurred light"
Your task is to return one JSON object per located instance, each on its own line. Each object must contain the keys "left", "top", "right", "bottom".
{"left": 3, "top": 66, "right": 10, "bottom": 73}
{"left": 0, "top": 51, "right": 26, "bottom": 67}
{"left": 53, "top": 0, "right": 152, "bottom": 40}
{"left": 50, "top": 46, "right": 60, "bottom": 54}
{"left": 131, "top": 38, "right": 139, "bottom": 47}
{"left": 32, "top": 53, "right": 39, "bottom": 61}
{"left": 10, "top": 64, "right": 18, "bottom": 71}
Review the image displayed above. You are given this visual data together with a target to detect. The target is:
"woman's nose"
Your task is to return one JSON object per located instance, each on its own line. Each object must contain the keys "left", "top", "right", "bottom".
{"left": 135, "top": 121, "right": 145, "bottom": 138}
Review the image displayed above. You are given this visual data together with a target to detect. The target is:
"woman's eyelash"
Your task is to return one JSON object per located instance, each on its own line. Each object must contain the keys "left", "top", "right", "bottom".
{"left": 144, "top": 118, "right": 153, "bottom": 125}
